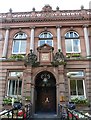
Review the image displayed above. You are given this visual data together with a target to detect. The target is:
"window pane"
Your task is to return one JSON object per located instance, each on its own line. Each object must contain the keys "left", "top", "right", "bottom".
{"left": 67, "top": 71, "right": 84, "bottom": 77}
{"left": 65, "top": 33, "right": 69, "bottom": 38}
{"left": 65, "top": 40, "right": 72, "bottom": 52}
{"left": 74, "top": 33, "right": 79, "bottom": 38}
{"left": 46, "top": 40, "right": 52, "bottom": 46}
{"left": 8, "top": 80, "right": 22, "bottom": 95}
{"left": 9, "top": 72, "right": 23, "bottom": 77}
{"left": 14, "top": 33, "right": 27, "bottom": 39}
{"left": 77, "top": 80, "right": 84, "bottom": 95}
{"left": 39, "top": 32, "right": 52, "bottom": 38}
{"left": 13, "top": 40, "right": 19, "bottom": 53}
{"left": 70, "top": 80, "right": 76, "bottom": 95}
{"left": 47, "top": 33, "right": 52, "bottom": 38}
{"left": 20, "top": 40, "right": 26, "bottom": 52}
{"left": 14, "top": 80, "right": 17, "bottom": 95}
{"left": 44, "top": 33, "right": 47, "bottom": 38}
{"left": 40, "top": 40, "right": 45, "bottom": 46}
{"left": 19, "top": 81, "right": 22, "bottom": 95}
{"left": 73, "top": 39, "right": 79, "bottom": 52}
{"left": 8, "top": 80, "right": 15, "bottom": 95}
{"left": 12, "top": 81, "right": 15, "bottom": 95}
{"left": 70, "top": 32, "right": 73, "bottom": 38}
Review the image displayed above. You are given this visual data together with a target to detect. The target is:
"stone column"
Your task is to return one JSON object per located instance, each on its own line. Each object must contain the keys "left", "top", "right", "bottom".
{"left": 57, "top": 26, "right": 61, "bottom": 50}
{"left": 30, "top": 27, "right": 35, "bottom": 51}
{"left": 83, "top": 25, "right": 90, "bottom": 56}
{"left": 2, "top": 28, "right": 10, "bottom": 58}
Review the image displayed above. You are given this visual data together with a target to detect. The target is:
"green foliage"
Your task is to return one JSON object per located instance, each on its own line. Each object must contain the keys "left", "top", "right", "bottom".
{"left": 51, "top": 61, "right": 66, "bottom": 67}
{"left": 3, "top": 97, "right": 12, "bottom": 105}
{"left": 66, "top": 53, "right": 81, "bottom": 58}
{"left": 71, "top": 97, "right": 89, "bottom": 105}
{"left": 3, "top": 96, "right": 22, "bottom": 105}
{"left": 9, "top": 54, "right": 25, "bottom": 60}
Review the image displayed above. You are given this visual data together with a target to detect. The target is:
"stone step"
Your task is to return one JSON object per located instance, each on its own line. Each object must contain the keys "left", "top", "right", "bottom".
{"left": 30, "top": 114, "right": 61, "bottom": 120}
{"left": 30, "top": 118, "right": 61, "bottom": 120}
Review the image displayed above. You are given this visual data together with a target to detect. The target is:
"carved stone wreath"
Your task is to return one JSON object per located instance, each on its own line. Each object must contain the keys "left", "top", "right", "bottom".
{"left": 51, "top": 49, "right": 66, "bottom": 66}
{"left": 24, "top": 50, "right": 39, "bottom": 67}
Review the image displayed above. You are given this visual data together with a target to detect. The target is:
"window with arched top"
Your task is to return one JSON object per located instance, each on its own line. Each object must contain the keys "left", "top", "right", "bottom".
{"left": 38, "top": 32, "right": 53, "bottom": 46}
{"left": 65, "top": 31, "right": 81, "bottom": 53}
{"left": 12, "top": 32, "right": 27, "bottom": 54}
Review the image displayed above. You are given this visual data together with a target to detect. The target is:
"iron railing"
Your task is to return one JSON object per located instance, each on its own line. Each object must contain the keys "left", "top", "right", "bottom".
{"left": 59, "top": 104, "right": 91, "bottom": 120}
{"left": 0, "top": 103, "right": 32, "bottom": 120}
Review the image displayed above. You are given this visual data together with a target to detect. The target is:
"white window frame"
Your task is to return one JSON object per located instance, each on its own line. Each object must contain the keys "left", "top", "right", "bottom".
{"left": 38, "top": 32, "right": 53, "bottom": 47}
{"left": 12, "top": 32, "right": 27, "bottom": 54}
{"left": 7, "top": 72, "right": 23, "bottom": 97}
{"left": 68, "top": 71, "right": 86, "bottom": 99}
{"left": 65, "top": 31, "right": 81, "bottom": 53}
{"left": 38, "top": 40, "right": 53, "bottom": 47}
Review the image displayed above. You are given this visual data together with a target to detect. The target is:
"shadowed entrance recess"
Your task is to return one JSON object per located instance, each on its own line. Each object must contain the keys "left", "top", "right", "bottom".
{"left": 35, "top": 71, "right": 56, "bottom": 113}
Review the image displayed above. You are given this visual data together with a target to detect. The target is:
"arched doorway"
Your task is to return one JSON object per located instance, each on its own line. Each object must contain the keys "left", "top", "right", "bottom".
{"left": 35, "top": 71, "right": 56, "bottom": 113}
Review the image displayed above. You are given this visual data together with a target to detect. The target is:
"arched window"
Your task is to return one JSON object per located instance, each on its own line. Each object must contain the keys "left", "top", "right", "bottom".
{"left": 12, "top": 32, "right": 27, "bottom": 54}
{"left": 38, "top": 32, "right": 53, "bottom": 46}
{"left": 65, "top": 31, "right": 81, "bottom": 53}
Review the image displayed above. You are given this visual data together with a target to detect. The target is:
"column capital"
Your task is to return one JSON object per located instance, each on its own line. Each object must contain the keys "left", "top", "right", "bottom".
{"left": 4, "top": 26, "right": 10, "bottom": 30}
{"left": 30, "top": 26, "right": 35, "bottom": 29}
{"left": 83, "top": 24, "right": 89, "bottom": 28}
{"left": 56, "top": 25, "right": 62, "bottom": 28}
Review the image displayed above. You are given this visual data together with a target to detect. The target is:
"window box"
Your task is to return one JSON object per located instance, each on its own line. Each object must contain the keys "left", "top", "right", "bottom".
{"left": 66, "top": 53, "right": 81, "bottom": 58}
{"left": 9, "top": 54, "right": 25, "bottom": 61}
{"left": 71, "top": 97, "right": 89, "bottom": 111}
{"left": 2, "top": 97, "right": 12, "bottom": 110}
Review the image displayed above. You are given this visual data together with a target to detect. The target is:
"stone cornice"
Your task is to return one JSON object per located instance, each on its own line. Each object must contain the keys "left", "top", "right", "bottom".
{"left": 0, "top": 9, "right": 90, "bottom": 23}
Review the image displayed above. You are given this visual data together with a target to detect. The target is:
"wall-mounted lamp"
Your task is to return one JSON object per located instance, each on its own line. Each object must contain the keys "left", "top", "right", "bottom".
{"left": 41, "top": 73, "right": 50, "bottom": 83}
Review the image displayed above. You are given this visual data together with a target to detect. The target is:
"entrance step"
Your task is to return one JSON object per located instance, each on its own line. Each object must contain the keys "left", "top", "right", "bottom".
{"left": 30, "top": 114, "right": 61, "bottom": 120}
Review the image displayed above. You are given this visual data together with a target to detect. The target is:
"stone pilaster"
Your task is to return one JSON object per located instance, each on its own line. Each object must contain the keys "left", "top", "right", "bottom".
{"left": 2, "top": 27, "right": 10, "bottom": 58}
{"left": 83, "top": 24, "right": 90, "bottom": 56}
{"left": 30, "top": 27, "right": 35, "bottom": 51}
{"left": 58, "top": 65, "right": 66, "bottom": 103}
{"left": 23, "top": 67, "right": 33, "bottom": 105}
{"left": 57, "top": 26, "right": 61, "bottom": 50}
{"left": 0, "top": 66, "right": 7, "bottom": 111}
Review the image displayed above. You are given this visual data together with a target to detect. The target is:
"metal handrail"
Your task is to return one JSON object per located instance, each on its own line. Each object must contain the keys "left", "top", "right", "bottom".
{"left": 60, "top": 104, "right": 91, "bottom": 120}
{"left": 0, "top": 103, "right": 32, "bottom": 120}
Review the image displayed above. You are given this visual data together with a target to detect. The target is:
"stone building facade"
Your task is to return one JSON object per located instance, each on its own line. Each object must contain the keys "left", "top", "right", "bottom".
{"left": 0, "top": 5, "right": 91, "bottom": 114}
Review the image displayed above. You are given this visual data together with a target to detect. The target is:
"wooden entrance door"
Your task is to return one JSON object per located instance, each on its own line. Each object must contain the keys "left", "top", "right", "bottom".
{"left": 35, "top": 71, "right": 56, "bottom": 113}
{"left": 36, "top": 86, "right": 56, "bottom": 113}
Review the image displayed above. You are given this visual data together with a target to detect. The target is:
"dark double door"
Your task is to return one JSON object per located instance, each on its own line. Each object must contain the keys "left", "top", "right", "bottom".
{"left": 35, "top": 86, "right": 56, "bottom": 113}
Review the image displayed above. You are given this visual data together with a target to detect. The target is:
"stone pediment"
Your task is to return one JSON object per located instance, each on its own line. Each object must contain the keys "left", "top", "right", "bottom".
{"left": 37, "top": 44, "right": 54, "bottom": 52}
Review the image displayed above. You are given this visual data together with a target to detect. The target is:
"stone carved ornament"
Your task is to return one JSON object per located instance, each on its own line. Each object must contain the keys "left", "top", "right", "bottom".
{"left": 52, "top": 49, "right": 66, "bottom": 66}
{"left": 24, "top": 50, "right": 39, "bottom": 67}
